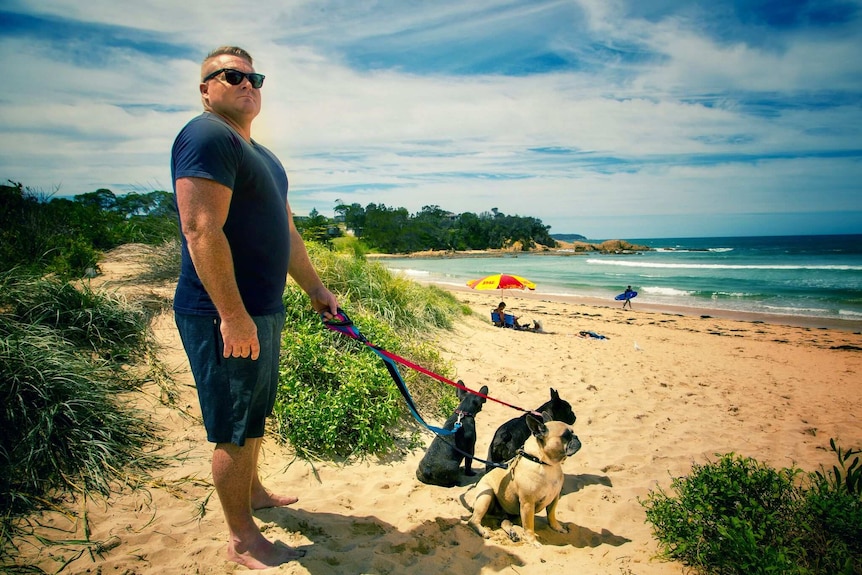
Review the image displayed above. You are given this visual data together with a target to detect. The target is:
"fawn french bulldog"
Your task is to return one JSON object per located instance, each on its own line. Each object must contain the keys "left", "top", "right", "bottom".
{"left": 468, "top": 412, "right": 581, "bottom": 546}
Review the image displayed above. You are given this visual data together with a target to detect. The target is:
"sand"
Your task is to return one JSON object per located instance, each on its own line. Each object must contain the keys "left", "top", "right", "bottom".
{"left": 12, "top": 246, "right": 862, "bottom": 574}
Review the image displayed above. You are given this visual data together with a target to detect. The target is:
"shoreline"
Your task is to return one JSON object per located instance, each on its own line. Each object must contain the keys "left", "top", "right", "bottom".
{"left": 426, "top": 281, "right": 862, "bottom": 333}
{"left": 371, "top": 249, "right": 862, "bottom": 333}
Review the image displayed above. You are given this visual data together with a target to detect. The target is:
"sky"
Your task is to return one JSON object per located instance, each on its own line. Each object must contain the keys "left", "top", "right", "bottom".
{"left": 1, "top": 0, "right": 861, "bottom": 239}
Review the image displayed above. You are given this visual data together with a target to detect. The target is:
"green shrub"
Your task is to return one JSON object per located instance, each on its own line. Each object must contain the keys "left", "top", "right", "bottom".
{"left": 641, "top": 446, "right": 862, "bottom": 575}
{"left": 273, "top": 247, "right": 466, "bottom": 459}
{"left": 642, "top": 453, "right": 802, "bottom": 574}
{"left": 45, "top": 236, "right": 101, "bottom": 278}
{"left": 800, "top": 440, "right": 862, "bottom": 574}
{"left": 274, "top": 304, "right": 403, "bottom": 458}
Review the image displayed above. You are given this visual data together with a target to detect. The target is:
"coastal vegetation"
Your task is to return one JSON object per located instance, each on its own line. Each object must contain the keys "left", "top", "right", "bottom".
{"left": 274, "top": 241, "right": 467, "bottom": 458}
{"left": 303, "top": 202, "right": 558, "bottom": 253}
{"left": 0, "top": 271, "right": 168, "bottom": 564}
{"left": 641, "top": 441, "right": 862, "bottom": 574}
{"left": 0, "top": 182, "right": 178, "bottom": 278}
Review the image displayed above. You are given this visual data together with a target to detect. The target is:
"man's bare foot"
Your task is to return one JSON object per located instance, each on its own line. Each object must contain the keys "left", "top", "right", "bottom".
{"left": 228, "top": 536, "right": 305, "bottom": 570}
{"left": 251, "top": 488, "right": 298, "bottom": 510}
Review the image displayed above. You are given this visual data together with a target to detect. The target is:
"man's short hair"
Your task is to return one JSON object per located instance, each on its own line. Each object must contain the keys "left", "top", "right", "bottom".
{"left": 203, "top": 46, "right": 253, "bottom": 66}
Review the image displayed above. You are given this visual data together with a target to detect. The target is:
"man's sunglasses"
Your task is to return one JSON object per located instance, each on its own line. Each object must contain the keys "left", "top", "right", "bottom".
{"left": 202, "top": 68, "right": 265, "bottom": 89}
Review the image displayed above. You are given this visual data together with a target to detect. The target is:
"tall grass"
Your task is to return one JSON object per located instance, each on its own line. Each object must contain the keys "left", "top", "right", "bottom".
{"left": 0, "top": 270, "right": 152, "bottom": 363}
{"left": 306, "top": 241, "right": 469, "bottom": 334}
{"left": 135, "top": 238, "right": 182, "bottom": 284}
{"left": 0, "top": 272, "right": 168, "bottom": 565}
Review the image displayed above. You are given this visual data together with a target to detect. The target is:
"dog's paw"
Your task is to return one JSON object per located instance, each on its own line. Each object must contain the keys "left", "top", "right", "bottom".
{"left": 464, "top": 469, "right": 477, "bottom": 476}
{"left": 550, "top": 522, "right": 569, "bottom": 534}
{"left": 466, "top": 520, "right": 490, "bottom": 539}
{"left": 501, "top": 520, "right": 521, "bottom": 542}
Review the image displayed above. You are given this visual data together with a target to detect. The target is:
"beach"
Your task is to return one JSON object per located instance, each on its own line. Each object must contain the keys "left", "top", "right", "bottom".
{"left": 14, "top": 248, "right": 862, "bottom": 574}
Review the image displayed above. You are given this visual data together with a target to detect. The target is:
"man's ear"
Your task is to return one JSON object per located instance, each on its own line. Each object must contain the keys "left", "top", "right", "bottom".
{"left": 200, "top": 82, "right": 210, "bottom": 106}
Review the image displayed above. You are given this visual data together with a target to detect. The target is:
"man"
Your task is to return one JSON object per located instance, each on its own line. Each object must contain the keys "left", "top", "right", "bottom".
{"left": 622, "top": 285, "right": 634, "bottom": 310}
{"left": 171, "top": 46, "right": 338, "bottom": 569}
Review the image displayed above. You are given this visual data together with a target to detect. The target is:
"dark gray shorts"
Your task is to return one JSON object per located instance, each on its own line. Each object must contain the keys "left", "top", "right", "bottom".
{"left": 175, "top": 311, "right": 286, "bottom": 446}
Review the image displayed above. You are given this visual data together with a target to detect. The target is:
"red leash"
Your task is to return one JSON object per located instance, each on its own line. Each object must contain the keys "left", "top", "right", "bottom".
{"left": 373, "top": 346, "right": 541, "bottom": 417}
{"left": 323, "top": 309, "right": 541, "bottom": 418}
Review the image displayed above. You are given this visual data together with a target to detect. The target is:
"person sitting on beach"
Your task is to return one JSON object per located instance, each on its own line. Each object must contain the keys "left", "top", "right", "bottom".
{"left": 494, "top": 302, "right": 527, "bottom": 329}
{"left": 494, "top": 302, "right": 544, "bottom": 332}
{"left": 492, "top": 302, "right": 507, "bottom": 326}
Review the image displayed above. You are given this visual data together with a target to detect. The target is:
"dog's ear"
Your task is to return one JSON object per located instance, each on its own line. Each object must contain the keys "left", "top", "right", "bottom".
{"left": 526, "top": 413, "right": 549, "bottom": 439}
{"left": 550, "top": 388, "right": 559, "bottom": 400}
{"left": 457, "top": 381, "right": 467, "bottom": 401}
{"left": 478, "top": 385, "right": 489, "bottom": 402}
{"left": 540, "top": 410, "right": 553, "bottom": 423}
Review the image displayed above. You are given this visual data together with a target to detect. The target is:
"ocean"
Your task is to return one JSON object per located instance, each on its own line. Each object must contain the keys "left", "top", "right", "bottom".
{"left": 377, "top": 234, "right": 862, "bottom": 325}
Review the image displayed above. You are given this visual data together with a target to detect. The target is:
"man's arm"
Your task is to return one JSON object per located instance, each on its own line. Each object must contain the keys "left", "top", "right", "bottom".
{"left": 175, "top": 176, "right": 260, "bottom": 359}
{"left": 285, "top": 201, "right": 338, "bottom": 318}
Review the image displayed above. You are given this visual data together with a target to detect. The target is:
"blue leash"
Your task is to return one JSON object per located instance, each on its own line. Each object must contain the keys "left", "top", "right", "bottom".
{"left": 322, "top": 308, "right": 457, "bottom": 436}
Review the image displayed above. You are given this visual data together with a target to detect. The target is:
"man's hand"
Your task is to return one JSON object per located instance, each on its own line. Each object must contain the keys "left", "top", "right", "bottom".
{"left": 220, "top": 313, "right": 260, "bottom": 360}
{"left": 309, "top": 286, "right": 339, "bottom": 320}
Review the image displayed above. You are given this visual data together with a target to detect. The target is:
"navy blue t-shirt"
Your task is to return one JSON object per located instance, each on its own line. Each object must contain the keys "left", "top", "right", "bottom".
{"left": 171, "top": 112, "right": 290, "bottom": 316}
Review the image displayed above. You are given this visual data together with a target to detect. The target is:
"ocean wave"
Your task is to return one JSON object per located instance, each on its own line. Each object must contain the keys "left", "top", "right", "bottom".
{"left": 393, "top": 268, "right": 431, "bottom": 277}
{"left": 641, "top": 286, "right": 694, "bottom": 297}
{"left": 710, "top": 291, "right": 752, "bottom": 299}
{"left": 585, "top": 259, "right": 862, "bottom": 271}
{"left": 652, "top": 247, "right": 734, "bottom": 253}
{"left": 839, "top": 309, "right": 862, "bottom": 318}
{"left": 761, "top": 304, "right": 832, "bottom": 314}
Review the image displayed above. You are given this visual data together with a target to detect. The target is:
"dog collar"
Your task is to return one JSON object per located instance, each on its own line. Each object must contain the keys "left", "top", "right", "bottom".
{"left": 517, "top": 448, "right": 549, "bottom": 466}
{"left": 452, "top": 409, "right": 474, "bottom": 430}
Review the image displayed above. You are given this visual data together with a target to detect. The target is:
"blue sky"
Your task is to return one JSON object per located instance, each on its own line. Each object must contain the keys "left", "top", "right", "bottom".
{"left": 1, "top": 0, "right": 861, "bottom": 239}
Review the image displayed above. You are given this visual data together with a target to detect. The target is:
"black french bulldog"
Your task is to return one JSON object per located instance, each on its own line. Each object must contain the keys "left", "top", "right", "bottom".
{"left": 416, "top": 383, "right": 489, "bottom": 487}
{"left": 485, "top": 387, "right": 576, "bottom": 471}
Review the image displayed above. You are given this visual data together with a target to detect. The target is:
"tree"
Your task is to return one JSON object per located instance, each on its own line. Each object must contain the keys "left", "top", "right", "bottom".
{"left": 334, "top": 202, "right": 366, "bottom": 237}
{"left": 363, "top": 203, "right": 410, "bottom": 252}
{"left": 297, "top": 208, "right": 331, "bottom": 243}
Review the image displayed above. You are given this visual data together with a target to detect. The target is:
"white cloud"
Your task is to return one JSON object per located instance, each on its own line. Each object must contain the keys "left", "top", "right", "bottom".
{"left": 1, "top": 0, "right": 860, "bottom": 237}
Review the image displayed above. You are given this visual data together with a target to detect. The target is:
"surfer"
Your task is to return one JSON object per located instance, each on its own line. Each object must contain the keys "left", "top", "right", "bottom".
{"left": 622, "top": 285, "right": 634, "bottom": 310}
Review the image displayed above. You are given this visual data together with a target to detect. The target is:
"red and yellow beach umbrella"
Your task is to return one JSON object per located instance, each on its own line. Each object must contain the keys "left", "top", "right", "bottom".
{"left": 466, "top": 273, "right": 536, "bottom": 291}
